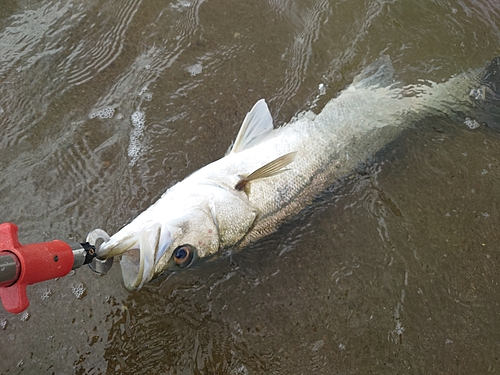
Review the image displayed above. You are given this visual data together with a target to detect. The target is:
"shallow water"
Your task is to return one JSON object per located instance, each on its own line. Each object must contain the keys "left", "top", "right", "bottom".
{"left": 1, "top": 0, "right": 500, "bottom": 373}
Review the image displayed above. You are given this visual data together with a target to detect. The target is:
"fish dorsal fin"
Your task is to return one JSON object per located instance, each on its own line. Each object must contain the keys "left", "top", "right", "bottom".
{"left": 235, "top": 152, "right": 297, "bottom": 192}
{"left": 230, "top": 99, "right": 274, "bottom": 154}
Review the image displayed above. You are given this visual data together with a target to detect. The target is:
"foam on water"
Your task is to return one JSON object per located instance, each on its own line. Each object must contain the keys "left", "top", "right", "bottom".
{"left": 128, "top": 110, "right": 146, "bottom": 166}
{"left": 318, "top": 83, "right": 326, "bottom": 95}
{"left": 171, "top": 0, "right": 192, "bottom": 11}
{"left": 186, "top": 63, "right": 203, "bottom": 76}
{"left": 464, "top": 117, "right": 480, "bottom": 129}
{"left": 89, "top": 107, "right": 115, "bottom": 119}
{"left": 138, "top": 85, "right": 153, "bottom": 101}
{"left": 40, "top": 290, "right": 51, "bottom": 300}
{"left": 71, "top": 282, "right": 87, "bottom": 300}
{"left": 19, "top": 311, "right": 30, "bottom": 322}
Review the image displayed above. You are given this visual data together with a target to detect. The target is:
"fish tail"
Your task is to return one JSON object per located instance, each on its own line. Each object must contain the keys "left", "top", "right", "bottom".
{"left": 463, "top": 56, "right": 500, "bottom": 128}
{"left": 472, "top": 56, "right": 500, "bottom": 105}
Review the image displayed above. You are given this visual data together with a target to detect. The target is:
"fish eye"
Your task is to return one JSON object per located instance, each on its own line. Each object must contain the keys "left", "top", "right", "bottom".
{"left": 173, "top": 245, "right": 194, "bottom": 268}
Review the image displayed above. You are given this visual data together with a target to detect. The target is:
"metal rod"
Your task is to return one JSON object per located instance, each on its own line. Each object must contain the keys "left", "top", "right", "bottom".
{"left": 0, "top": 253, "right": 20, "bottom": 287}
{"left": 71, "top": 243, "right": 87, "bottom": 270}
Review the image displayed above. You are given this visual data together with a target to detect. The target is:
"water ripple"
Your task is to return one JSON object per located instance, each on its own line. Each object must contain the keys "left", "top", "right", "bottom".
{"left": 0, "top": 1, "right": 81, "bottom": 75}
{"left": 65, "top": 0, "right": 142, "bottom": 86}
{"left": 271, "top": 0, "right": 332, "bottom": 112}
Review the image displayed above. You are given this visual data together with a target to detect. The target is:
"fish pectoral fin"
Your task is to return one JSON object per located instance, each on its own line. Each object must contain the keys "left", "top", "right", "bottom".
{"left": 229, "top": 99, "right": 274, "bottom": 154}
{"left": 235, "top": 151, "right": 297, "bottom": 192}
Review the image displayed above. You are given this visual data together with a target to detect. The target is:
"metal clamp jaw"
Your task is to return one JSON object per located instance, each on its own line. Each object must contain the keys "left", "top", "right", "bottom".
{"left": 86, "top": 229, "right": 113, "bottom": 275}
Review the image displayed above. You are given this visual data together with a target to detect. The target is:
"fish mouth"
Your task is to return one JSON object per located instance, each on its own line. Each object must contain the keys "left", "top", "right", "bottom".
{"left": 120, "top": 243, "right": 155, "bottom": 291}
{"left": 120, "top": 248, "right": 145, "bottom": 290}
{"left": 95, "top": 233, "right": 156, "bottom": 291}
{"left": 119, "top": 223, "right": 174, "bottom": 290}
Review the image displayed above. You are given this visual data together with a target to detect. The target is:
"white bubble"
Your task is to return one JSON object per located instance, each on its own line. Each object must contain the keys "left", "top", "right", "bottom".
{"left": 138, "top": 86, "right": 148, "bottom": 96}
{"left": 71, "top": 282, "right": 87, "bottom": 300}
{"left": 41, "top": 290, "right": 51, "bottom": 300}
{"left": 0, "top": 319, "right": 7, "bottom": 330}
{"left": 128, "top": 111, "right": 146, "bottom": 165}
{"left": 89, "top": 107, "right": 115, "bottom": 119}
{"left": 318, "top": 83, "right": 326, "bottom": 95}
{"left": 186, "top": 63, "right": 202, "bottom": 76}
{"left": 20, "top": 311, "right": 30, "bottom": 322}
{"left": 116, "top": 113, "right": 124, "bottom": 120}
{"left": 128, "top": 139, "right": 141, "bottom": 166}
{"left": 171, "top": 0, "right": 192, "bottom": 11}
{"left": 464, "top": 117, "right": 480, "bottom": 130}
{"left": 131, "top": 111, "right": 145, "bottom": 129}
{"left": 469, "top": 87, "right": 485, "bottom": 100}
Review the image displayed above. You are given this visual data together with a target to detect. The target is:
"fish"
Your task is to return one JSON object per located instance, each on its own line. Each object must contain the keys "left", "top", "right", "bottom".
{"left": 96, "top": 56, "right": 500, "bottom": 290}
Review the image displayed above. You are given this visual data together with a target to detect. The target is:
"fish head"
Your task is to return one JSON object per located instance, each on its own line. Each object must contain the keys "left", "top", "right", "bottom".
{"left": 98, "top": 181, "right": 257, "bottom": 290}
{"left": 151, "top": 205, "right": 222, "bottom": 276}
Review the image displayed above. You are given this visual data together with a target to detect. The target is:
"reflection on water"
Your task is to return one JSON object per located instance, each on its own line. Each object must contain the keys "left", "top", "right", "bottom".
{"left": 1, "top": 0, "right": 500, "bottom": 373}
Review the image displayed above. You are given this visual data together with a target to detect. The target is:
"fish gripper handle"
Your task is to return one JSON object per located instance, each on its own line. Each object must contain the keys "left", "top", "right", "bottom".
{"left": 0, "top": 223, "right": 73, "bottom": 314}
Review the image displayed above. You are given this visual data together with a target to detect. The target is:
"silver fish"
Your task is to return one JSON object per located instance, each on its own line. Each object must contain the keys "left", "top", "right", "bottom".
{"left": 96, "top": 57, "right": 493, "bottom": 290}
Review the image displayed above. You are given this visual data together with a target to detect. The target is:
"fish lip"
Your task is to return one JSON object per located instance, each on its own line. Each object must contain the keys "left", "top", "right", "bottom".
{"left": 119, "top": 224, "right": 175, "bottom": 290}
{"left": 120, "top": 248, "right": 143, "bottom": 290}
{"left": 120, "top": 246, "right": 159, "bottom": 290}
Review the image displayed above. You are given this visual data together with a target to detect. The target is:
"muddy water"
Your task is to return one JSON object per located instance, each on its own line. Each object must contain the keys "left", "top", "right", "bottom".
{"left": 1, "top": 0, "right": 500, "bottom": 373}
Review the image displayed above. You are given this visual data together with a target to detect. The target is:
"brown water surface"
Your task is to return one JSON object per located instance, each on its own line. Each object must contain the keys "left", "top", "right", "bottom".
{"left": 1, "top": 0, "right": 500, "bottom": 373}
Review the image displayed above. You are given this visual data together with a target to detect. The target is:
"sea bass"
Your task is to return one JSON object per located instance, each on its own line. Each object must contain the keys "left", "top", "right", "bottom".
{"left": 96, "top": 57, "right": 499, "bottom": 290}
